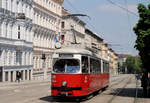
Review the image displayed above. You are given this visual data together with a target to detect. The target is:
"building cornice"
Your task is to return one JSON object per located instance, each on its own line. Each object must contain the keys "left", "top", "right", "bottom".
{"left": 0, "top": 8, "right": 33, "bottom": 28}
{"left": 33, "top": 23, "right": 56, "bottom": 35}
{"left": 34, "top": 2, "right": 61, "bottom": 18}
{"left": 52, "top": 0, "right": 64, "bottom": 5}
{"left": 33, "top": 46, "right": 55, "bottom": 50}
{"left": 0, "top": 37, "right": 33, "bottom": 50}
{"left": 34, "top": 7, "right": 56, "bottom": 20}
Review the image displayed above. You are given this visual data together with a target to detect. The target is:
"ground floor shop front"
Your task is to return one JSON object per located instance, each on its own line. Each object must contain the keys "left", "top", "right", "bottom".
{"left": 0, "top": 66, "right": 32, "bottom": 82}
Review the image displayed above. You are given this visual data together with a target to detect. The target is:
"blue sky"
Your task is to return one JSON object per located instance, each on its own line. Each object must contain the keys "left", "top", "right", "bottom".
{"left": 63, "top": 0, "right": 149, "bottom": 56}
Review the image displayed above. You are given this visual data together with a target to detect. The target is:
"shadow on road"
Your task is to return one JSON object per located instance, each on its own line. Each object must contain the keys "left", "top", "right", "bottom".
{"left": 108, "top": 88, "right": 149, "bottom": 98}
{"left": 40, "top": 96, "right": 81, "bottom": 103}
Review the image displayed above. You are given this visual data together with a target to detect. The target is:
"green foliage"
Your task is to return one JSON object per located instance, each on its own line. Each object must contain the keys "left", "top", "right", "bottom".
{"left": 125, "top": 56, "right": 136, "bottom": 73}
{"left": 136, "top": 57, "right": 142, "bottom": 70}
{"left": 133, "top": 3, "right": 150, "bottom": 72}
{"left": 118, "top": 62, "right": 121, "bottom": 68}
{"left": 125, "top": 56, "right": 142, "bottom": 73}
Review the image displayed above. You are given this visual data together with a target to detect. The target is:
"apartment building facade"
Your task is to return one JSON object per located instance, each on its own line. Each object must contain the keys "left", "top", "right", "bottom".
{"left": 85, "top": 29, "right": 103, "bottom": 58}
{"left": 33, "top": 0, "right": 64, "bottom": 80}
{"left": 109, "top": 49, "right": 118, "bottom": 75}
{"left": 0, "top": 0, "right": 33, "bottom": 82}
{"left": 61, "top": 8, "right": 86, "bottom": 47}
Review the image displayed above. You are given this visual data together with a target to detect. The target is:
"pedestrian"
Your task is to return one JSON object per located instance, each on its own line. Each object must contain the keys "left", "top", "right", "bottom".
{"left": 141, "top": 72, "right": 148, "bottom": 97}
{"left": 16, "top": 72, "right": 21, "bottom": 83}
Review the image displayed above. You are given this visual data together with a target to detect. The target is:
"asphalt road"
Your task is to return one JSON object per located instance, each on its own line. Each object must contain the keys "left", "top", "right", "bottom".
{"left": 0, "top": 74, "right": 149, "bottom": 103}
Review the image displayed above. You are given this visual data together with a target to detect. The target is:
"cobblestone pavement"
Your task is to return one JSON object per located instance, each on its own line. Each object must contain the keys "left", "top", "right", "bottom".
{"left": 0, "top": 74, "right": 150, "bottom": 103}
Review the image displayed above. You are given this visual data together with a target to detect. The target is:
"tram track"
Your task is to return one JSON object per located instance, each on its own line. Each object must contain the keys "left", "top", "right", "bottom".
{"left": 110, "top": 76, "right": 128, "bottom": 87}
{"left": 106, "top": 76, "right": 132, "bottom": 103}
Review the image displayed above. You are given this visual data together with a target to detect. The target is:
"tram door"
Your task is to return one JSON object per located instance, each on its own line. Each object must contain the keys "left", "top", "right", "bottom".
{"left": 0, "top": 67, "right": 2, "bottom": 82}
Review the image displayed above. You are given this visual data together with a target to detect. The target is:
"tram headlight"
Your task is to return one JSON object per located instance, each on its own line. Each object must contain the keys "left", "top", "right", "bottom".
{"left": 52, "top": 75, "right": 56, "bottom": 82}
{"left": 62, "top": 81, "right": 67, "bottom": 87}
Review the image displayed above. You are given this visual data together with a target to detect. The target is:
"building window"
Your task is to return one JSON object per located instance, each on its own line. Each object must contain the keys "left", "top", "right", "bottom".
{"left": 61, "top": 21, "right": 65, "bottom": 28}
{"left": 18, "top": 26, "right": 20, "bottom": 39}
{"left": 5, "top": 24, "right": 8, "bottom": 38}
{"left": 18, "top": 32, "right": 20, "bottom": 39}
{"left": 16, "top": 52, "right": 22, "bottom": 65}
{"left": 18, "top": 26, "right": 20, "bottom": 30}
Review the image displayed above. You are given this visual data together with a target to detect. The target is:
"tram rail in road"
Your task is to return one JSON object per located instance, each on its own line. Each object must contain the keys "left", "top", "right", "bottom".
{"left": 80, "top": 75, "right": 134, "bottom": 103}
{"left": 107, "top": 77, "right": 132, "bottom": 103}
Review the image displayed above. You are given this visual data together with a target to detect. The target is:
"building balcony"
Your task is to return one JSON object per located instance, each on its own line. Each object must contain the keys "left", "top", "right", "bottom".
{"left": 0, "top": 8, "right": 15, "bottom": 17}
{"left": 3, "top": 65, "right": 33, "bottom": 70}
{"left": 0, "top": 8, "right": 32, "bottom": 24}
{"left": 0, "top": 37, "right": 33, "bottom": 48}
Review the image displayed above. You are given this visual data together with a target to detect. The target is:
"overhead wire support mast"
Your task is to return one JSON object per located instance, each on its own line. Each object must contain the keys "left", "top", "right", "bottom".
{"left": 64, "top": 14, "right": 91, "bottom": 44}
{"left": 106, "top": 0, "right": 138, "bottom": 17}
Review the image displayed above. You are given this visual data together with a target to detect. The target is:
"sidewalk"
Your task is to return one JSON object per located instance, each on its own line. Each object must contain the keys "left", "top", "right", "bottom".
{"left": 0, "top": 79, "right": 51, "bottom": 88}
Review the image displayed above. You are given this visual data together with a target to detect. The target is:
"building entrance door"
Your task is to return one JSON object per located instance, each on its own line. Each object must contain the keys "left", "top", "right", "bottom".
{"left": 0, "top": 67, "right": 2, "bottom": 82}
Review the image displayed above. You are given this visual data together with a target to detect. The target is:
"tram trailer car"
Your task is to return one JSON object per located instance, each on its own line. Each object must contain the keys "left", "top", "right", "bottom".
{"left": 51, "top": 47, "right": 109, "bottom": 97}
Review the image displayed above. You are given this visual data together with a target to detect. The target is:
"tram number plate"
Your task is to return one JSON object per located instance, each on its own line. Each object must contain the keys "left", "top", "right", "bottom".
{"left": 61, "top": 92, "right": 68, "bottom": 96}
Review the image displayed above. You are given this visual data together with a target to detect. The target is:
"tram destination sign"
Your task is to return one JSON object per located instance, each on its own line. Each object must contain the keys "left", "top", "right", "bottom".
{"left": 59, "top": 54, "right": 73, "bottom": 57}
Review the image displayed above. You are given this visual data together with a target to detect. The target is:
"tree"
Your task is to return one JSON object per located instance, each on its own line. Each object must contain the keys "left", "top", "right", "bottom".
{"left": 135, "top": 57, "right": 142, "bottom": 70}
{"left": 125, "top": 56, "right": 136, "bottom": 73}
{"left": 125, "top": 56, "right": 142, "bottom": 73}
{"left": 133, "top": 3, "right": 150, "bottom": 73}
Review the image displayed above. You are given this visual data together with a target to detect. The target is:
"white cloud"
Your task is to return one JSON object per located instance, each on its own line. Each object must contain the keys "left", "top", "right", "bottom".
{"left": 98, "top": 4, "right": 138, "bottom": 14}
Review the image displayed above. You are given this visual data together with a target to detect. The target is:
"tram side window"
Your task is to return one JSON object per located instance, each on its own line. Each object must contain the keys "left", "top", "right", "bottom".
{"left": 103, "top": 62, "right": 109, "bottom": 73}
{"left": 82, "top": 56, "right": 89, "bottom": 73}
{"left": 90, "top": 58, "right": 101, "bottom": 74}
{"left": 90, "top": 58, "right": 93, "bottom": 73}
{"left": 103, "top": 62, "right": 106, "bottom": 73}
{"left": 98, "top": 60, "right": 101, "bottom": 73}
{"left": 106, "top": 63, "right": 109, "bottom": 73}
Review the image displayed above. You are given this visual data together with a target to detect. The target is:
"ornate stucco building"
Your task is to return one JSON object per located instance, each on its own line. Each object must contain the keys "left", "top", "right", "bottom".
{"left": 109, "top": 48, "right": 118, "bottom": 75}
{"left": 33, "top": 0, "right": 64, "bottom": 80}
{"left": 61, "top": 8, "right": 86, "bottom": 47}
{"left": 85, "top": 28, "right": 103, "bottom": 58}
{"left": 0, "top": 0, "right": 33, "bottom": 82}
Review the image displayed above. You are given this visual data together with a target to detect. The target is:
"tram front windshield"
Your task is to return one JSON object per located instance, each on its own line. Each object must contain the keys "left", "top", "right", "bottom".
{"left": 53, "top": 59, "right": 80, "bottom": 73}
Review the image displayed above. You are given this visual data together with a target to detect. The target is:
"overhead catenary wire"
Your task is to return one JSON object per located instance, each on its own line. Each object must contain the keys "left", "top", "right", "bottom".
{"left": 66, "top": 0, "right": 79, "bottom": 13}
{"left": 106, "top": 0, "right": 139, "bottom": 54}
{"left": 106, "top": 0, "right": 138, "bottom": 17}
{"left": 65, "top": 0, "right": 104, "bottom": 37}
{"left": 124, "top": 0, "right": 135, "bottom": 55}
{"left": 65, "top": 0, "right": 122, "bottom": 48}
{"left": 64, "top": 0, "right": 138, "bottom": 54}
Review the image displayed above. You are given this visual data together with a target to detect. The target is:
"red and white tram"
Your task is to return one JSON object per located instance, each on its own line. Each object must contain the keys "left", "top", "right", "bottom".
{"left": 51, "top": 47, "right": 109, "bottom": 97}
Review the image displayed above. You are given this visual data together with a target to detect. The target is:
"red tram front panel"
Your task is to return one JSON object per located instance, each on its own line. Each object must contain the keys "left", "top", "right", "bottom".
{"left": 51, "top": 73, "right": 109, "bottom": 97}
{"left": 52, "top": 74, "right": 83, "bottom": 97}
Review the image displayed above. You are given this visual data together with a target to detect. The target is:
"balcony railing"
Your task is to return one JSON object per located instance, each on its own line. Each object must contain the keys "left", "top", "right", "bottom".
{"left": 0, "top": 7, "right": 32, "bottom": 23}
{"left": 0, "top": 37, "right": 33, "bottom": 48}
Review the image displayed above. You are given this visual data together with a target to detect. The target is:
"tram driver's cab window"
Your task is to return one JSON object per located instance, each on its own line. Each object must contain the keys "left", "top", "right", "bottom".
{"left": 53, "top": 59, "right": 80, "bottom": 73}
{"left": 82, "top": 56, "right": 89, "bottom": 73}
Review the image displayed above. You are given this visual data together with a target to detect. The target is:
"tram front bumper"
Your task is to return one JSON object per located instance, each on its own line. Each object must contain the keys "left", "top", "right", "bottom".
{"left": 52, "top": 86, "right": 82, "bottom": 97}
